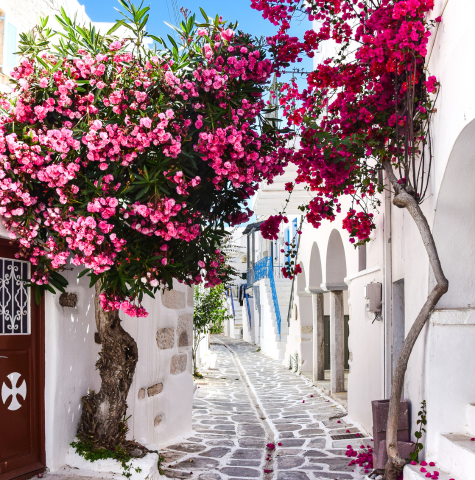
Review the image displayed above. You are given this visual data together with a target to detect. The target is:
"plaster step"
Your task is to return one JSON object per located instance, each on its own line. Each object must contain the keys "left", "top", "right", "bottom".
{"left": 403, "top": 463, "right": 453, "bottom": 480}
{"left": 437, "top": 433, "right": 475, "bottom": 480}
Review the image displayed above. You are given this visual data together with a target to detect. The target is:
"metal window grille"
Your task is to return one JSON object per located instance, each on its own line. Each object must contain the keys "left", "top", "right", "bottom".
{"left": 0, "top": 258, "right": 30, "bottom": 335}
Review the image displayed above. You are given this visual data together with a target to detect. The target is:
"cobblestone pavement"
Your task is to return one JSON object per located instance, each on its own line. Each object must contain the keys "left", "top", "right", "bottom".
{"left": 161, "top": 336, "right": 371, "bottom": 480}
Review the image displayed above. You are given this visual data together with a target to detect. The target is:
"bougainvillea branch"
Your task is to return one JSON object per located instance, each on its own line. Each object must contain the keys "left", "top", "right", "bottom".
{"left": 252, "top": 0, "right": 446, "bottom": 478}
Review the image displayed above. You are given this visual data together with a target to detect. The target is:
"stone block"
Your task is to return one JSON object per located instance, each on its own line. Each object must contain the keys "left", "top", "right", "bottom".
{"left": 157, "top": 328, "right": 175, "bottom": 349}
{"left": 177, "top": 313, "right": 193, "bottom": 347}
{"left": 154, "top": 415, "right": 163, "bottom": 427}
{"left": 162, "top": 289, "right": 186, "bottom": 309}
{"left": 138, "top": 388, "right": 146, "bottom": 399}
{"left": 171, "top": 353, "right": 187, "bottom": 375}
{"left": 187, "top": 286, "right": 194, "bottom": 307}
{"left": 148, "top": 383, "right": 163, "bottom": 397}
{"left": 374, "top": 440, "right": 413, "bottom": 470}
{"left": 59, "top": 292, "right": 78, "bottom": 307}
{"left": 372, "top": 399, "right": 410, "bottom": 464}
{"left": 372, "top": 399, "right": 409, "bottom": 433}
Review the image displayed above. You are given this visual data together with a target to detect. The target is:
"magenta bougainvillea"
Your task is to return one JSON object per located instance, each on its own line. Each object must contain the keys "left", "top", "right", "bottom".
{"left": 0, "top": 6, "right": 289, "bottom": 315}
{"left": 253, "top": 0, "right": 440, "bottom": 258}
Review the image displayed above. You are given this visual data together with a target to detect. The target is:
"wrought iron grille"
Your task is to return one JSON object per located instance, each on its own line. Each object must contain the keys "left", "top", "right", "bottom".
{"left": 330, "top": 433, "right": 366, "bottom": 440}
{"left": 0, "top": 258, "right": 30, "bottom": 335}
{"left": 254, "top": 257, "right": 270, "bottom": 282}
{"left": 268, "top": 256, "right": 282, "bottom": 337}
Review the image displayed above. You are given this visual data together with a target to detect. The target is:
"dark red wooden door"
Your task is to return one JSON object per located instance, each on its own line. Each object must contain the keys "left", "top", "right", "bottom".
{"left": 0, "top": 239, "right": 45, "bottom": 480}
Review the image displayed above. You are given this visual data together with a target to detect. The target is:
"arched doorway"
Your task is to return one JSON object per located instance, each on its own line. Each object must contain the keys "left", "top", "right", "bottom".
{"left": 324, "top": 230, "right": 349, "bottom": 395}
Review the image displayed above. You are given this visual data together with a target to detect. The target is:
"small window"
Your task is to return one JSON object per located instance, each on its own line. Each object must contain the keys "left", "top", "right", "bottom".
{"left": 358, "top": 244, "right": 367, "bottom": 272}
{"left": 1, "top": 15, "right": 18, "bottom": 76}
{"left": 0, "top": 258, "right": 30, "bottom": 335}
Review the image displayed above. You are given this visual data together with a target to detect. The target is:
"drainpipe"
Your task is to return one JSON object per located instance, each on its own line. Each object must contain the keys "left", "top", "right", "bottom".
{"left": 383, "top": 171, "right": 393, "bottom": 398}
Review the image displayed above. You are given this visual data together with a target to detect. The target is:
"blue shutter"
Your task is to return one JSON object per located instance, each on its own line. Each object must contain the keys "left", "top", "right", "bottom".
{"left": 292, "top": 218, "right": 299, "bottom": 248}
{"left": 285, "top": 228, "right": 290, "bottom": 254}
{"left": 4, "top": 21, "right": 17, "bottom": 74}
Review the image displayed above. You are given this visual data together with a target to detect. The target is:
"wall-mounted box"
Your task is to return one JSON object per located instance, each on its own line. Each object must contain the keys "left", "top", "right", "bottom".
{"left": 365, "top": 282, "right": 382, "bottom": 312}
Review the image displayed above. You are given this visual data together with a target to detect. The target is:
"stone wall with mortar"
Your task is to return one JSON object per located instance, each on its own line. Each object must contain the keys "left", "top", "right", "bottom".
{"left": 124, "top": 281, "right": 194, "bottom": 449}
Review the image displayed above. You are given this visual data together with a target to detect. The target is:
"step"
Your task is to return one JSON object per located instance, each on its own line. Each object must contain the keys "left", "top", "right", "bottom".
{"left": 404, "top": 463, "right": 453, "bottom": 480}
{"left": 467, "top": 404, "right": 475, "bottom": 436}
{"left": 437, "top": 433, "right": 475, "bottom": 480}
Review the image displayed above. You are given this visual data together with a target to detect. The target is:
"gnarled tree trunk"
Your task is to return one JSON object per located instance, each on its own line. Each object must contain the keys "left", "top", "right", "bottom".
{"left": 77, "top": 282, "right": 139, "bottom": 449}
{"left": 382, "top": 162, "right": 449, "bottom": 480}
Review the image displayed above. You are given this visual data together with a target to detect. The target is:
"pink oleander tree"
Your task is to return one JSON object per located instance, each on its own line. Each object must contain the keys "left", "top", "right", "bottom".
{"left": 2, "top": 1, "right": 289, "bottom": 449}
{"left": 252, "top": 0, "right": 445, "bottom": 478}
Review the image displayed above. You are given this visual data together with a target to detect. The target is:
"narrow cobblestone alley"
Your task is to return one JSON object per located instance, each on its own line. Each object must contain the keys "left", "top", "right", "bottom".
{"left": 161, "top": 337, "right": 371, "bottom": 480}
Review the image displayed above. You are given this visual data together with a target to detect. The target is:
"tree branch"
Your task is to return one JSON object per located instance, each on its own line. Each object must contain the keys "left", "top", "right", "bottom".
{"left": 382, "top": 161, "right": 448, "bottom": 479}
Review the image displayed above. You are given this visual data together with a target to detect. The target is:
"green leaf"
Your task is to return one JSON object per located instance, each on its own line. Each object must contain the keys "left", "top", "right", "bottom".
{"left": 78, "top": 268, "right": 91, "bottom": 279}
{"left": 167, "top": 34, "right": 179, "bottom": 52}
{"left": 199, "top": 7, "right": 209, "bottom": 22}
{"left": 50, "top": 271, "right": 69, "bottom": 287}
{"left": 106, "top": 20, "right": 125, "bottom": 35}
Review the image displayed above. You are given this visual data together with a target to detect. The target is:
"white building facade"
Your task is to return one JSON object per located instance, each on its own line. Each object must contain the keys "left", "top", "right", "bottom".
{"left": 249, "top": 1, "right": 475, "bottom": 478}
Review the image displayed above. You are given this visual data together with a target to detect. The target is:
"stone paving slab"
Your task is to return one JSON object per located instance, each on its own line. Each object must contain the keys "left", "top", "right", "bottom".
{"left": 161, "top": 336, "right": 369, "bottom": 480}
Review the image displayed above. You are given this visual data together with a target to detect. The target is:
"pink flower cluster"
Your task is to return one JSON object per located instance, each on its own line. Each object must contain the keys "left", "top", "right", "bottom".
{"left": 0, "top": 23, "right": 286, "bottom": 316}
{"left": 345, "top": 444, "right": 373, "bottom": 474}
{"left": 342, "top": 210, "right": 375, "bottom": 245}
{"left": 260, "top": 214, "right": 288, "bottom": 240}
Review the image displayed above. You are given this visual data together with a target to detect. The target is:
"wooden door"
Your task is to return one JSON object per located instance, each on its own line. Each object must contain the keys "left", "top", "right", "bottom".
{"left": 0, "top": 239, "right": 45, "bottom": 480}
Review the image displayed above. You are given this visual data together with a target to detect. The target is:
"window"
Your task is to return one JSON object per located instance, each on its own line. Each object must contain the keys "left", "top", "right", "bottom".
{"left": 0, "top": 258, "right": 30, "bottom": 335}
{"left": 284, "top": 227, "right": 290, "bottom": 254}
{"left": 0, "top": 13, "right": 18, "bottom": 76}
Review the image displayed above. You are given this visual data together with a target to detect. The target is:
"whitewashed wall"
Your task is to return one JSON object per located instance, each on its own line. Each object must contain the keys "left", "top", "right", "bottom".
{"left": 43, "top": 269, "right": 194, "bottom": 471}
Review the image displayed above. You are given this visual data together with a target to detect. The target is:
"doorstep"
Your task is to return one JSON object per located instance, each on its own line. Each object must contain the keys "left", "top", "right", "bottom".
{"left": 404, "top": 463, "right": 454, "bottom": 480}
{"left": 48, "top": 444, "right": 162, "bottom": 480}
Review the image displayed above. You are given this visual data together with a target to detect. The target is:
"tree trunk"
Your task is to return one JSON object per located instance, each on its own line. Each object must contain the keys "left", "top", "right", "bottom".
{"left": 77, "top": 282, "right": 139, "bottom": 449}
{"left": 382, "top": 162, "right": 448, "bottom": 480}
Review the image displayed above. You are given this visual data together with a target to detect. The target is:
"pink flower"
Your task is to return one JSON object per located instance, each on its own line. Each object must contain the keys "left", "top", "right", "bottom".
{"left": 195, "top": 115, "right": 203, "bottom": 129}
{"left": 39, "top": 78, "right": 48, "bottom": 88}
{"left": 140, "top": 117, "right": 153, "bottom": 129}
{"left": 109, "top": 40, "right": 122, "bottom": 51}
{"left": 221, "top": 29, "right": 235, "bottom": 42}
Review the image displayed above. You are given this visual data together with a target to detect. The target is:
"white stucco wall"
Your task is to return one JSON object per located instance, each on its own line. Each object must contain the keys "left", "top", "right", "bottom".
{"left": 44, "top": 272, "right": 194, "bottom": 472}
{"left": 44, "top": 267, "right": 101, "bottom": 472}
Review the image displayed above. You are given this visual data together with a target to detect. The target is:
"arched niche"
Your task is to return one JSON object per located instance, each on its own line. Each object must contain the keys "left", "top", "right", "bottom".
{"left": 297, "top": 261, "right": 307, "bottom": 293}
{"left": 309, "top": 242, "right": 323, "bottom": 291}
{"left": 433, "top": 119, "right": 475, "bottom": 308}
{"left": 326, "top": 229, "right": 347, "bottom": 286}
